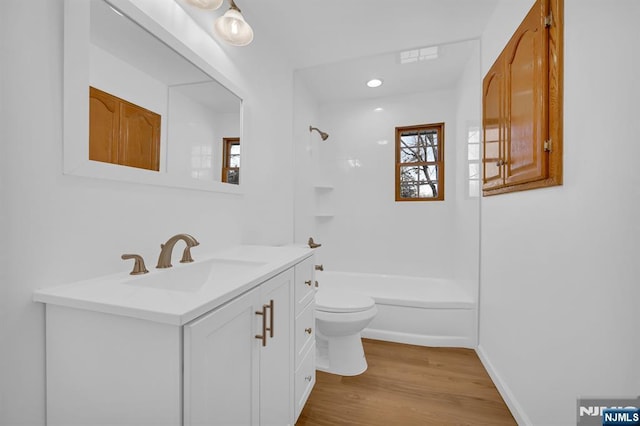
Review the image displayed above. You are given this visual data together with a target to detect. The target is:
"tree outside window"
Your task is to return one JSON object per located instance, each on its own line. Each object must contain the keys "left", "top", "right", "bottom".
{"left": 395, "top": 123, "right": 445, "bottom": 201}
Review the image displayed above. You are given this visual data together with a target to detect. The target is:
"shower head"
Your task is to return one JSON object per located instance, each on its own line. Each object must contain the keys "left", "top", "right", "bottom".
{"left": 309, "top": 126, "right": 329, "bottom": 141}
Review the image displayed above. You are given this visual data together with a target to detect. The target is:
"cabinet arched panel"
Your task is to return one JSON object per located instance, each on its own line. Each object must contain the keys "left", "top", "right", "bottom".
{"left": 89, "top": 87, "right": 119, "bottom": 164}
{"left": 505, "top": 10, "right": 548, "bottom": 185}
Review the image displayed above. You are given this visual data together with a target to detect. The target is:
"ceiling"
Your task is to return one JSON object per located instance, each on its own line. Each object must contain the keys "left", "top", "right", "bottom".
{"left": 91, "top": 0, "right": 241, "bottom": 112}
{"left": 95, "top": 0, "right": 501, "bottom": 106}
{"left": 241, "top": 0, "right": 500, "bottom": 104}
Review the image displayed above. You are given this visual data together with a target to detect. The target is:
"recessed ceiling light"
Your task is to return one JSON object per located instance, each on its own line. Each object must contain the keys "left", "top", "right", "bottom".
{"left": 366, "top": 78, "right": 383, "bottom": 88}
{"left": 374, "top": 107, "right": 384, "bottom": 112}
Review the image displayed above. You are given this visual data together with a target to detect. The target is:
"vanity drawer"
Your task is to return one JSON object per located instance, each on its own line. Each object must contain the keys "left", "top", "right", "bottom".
{"left": 294, "top": 256, "right": 315, "bottom": 315}
{"left": 294, "top": 344, "right": 316, "bottom": 422}
{"left": 295, "top": 301, "right": 315, "bottom": 368}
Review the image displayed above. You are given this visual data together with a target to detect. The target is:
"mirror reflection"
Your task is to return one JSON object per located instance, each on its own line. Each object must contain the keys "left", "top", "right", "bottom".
{"left": 86, "top": 0, "right": 242, "bottom": 184}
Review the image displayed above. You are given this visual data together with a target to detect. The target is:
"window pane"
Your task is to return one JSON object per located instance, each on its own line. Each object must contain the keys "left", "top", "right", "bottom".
{"left": 226, "top": 169, "right": 239, "bottom": 184}
{"left": 400, "top": 147, "right": 418, "bottom": 163}
{"left": 469, "top": 163, "right": 479, "bottom": 179}
{"left": 468, "top": 180, "right": 480, "bottom": 197}
{"left": 399, "top": 165, "right": 438, "bottom": 199}
{"left": 468, "top": 144, "right": 480, "bottom": 161}
{"left": 229, "top": 153, "right": 240, "bottom": 168}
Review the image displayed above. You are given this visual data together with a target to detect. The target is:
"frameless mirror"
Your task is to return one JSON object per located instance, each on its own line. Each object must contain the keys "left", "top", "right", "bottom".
{"left": 63, "top": 0, "right": 243, "bottom": 192}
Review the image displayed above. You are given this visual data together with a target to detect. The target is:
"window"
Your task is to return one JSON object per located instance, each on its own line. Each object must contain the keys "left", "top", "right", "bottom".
{"left": 467, "top": 125, "right": 481, "bottom": 197}
{"left": 221, "top": 137, "right": 240, "bottom": 184}
{"left": 395, "top": 123, "right": 445, "bottom": 201}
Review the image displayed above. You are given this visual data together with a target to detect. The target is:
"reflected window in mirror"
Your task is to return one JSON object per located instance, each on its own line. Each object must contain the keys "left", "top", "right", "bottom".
{"left": 222, "top": 138, "right": 240, "bottom": 184}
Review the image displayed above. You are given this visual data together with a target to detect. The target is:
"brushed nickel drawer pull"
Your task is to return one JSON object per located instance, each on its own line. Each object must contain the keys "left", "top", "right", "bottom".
{"left": 267, "top": 299, "right": 274, "bottom": 338}
{"left": 304, "top": 280, "right": 312, "bottom": 287}
{"left": 305, "top": 375, "right": 313, "bottom": 381}
{"left": 305, "top": 327, "right": 312, "bottom": 334}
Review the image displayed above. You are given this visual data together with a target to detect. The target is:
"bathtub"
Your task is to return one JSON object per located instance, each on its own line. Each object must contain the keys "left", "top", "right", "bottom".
{"left": 316, "top": 271, "right": 477, "bottom": 348}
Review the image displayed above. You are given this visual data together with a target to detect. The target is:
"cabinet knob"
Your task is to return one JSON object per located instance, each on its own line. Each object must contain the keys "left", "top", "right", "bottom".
{"left": 304, "top": 280, "right": 312, "bottom": 287}
{"left": 305, "top": 375, "right": 313, "bottom": 382}
{"left": 315, "top": 264, "right": 324, "bottom": 271}
{"left": 315, "top": 280, "right": 319, "bottom": 288}
{"left": 305, "top": 327, "right": 312, "bottom": 334}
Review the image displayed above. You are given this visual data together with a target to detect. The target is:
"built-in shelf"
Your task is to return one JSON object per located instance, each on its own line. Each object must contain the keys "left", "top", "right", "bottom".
{"left": 314, "top": 213, "right": 334, "bottom": 218}
{"left": 313, "top": 184, "right": 334, "bottom": 190}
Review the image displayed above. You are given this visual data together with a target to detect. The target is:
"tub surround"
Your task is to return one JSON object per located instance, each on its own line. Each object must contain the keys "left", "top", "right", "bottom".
{"left": 33, "top": 245, "right": 312, "bottom": 325}
{"left": 317, "top": 271, "right": 477, "bottom": 348}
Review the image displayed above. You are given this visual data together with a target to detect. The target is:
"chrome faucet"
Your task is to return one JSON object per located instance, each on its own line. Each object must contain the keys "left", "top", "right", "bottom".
{"left": 156, "top": 233, "right": 200, "bottom": 269}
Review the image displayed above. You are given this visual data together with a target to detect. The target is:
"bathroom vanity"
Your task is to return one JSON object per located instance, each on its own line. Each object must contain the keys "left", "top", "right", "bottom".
{"left": 34, "top": 245, "right": 316, "bottom": 425}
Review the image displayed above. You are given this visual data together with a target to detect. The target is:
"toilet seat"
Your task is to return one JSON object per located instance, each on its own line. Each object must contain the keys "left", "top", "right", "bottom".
{"left": 315, "top": 289, "right": 376, "bottom": 313}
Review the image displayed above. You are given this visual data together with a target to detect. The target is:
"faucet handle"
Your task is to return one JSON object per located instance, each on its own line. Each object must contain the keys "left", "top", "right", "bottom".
{"left": 121, "top": 254, "right": 149, "bottom": 275}
{"left": 180, "top": 246, "right": 194, "bottom": 263}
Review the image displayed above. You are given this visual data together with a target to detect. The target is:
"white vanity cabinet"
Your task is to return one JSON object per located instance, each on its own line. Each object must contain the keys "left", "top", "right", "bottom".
{"left": 293, "top": 255, "right": 316, "bottom": 421}
{"left": 184, "top": 268, "right": 293, "bottom": 425}
{"left": 35, "top": 246, "right": 314, "bottom": 426}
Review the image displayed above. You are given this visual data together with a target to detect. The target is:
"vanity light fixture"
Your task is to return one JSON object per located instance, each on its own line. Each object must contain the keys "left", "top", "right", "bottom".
{"left": 214, "top": 0, "right": 254, "bottom": 46}
{"left": 366, "top": 78, "right": 383, "bottom": 88}
{"left": 178, "top": 0, "right": 254, "bottom": 47}
{"left": 185, "top": 0, "right": 224, "bottom": 9}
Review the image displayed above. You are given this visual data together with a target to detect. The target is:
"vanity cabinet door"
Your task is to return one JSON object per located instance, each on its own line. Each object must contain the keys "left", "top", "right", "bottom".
{"left": 184, "top": 269, "right": 294, "bottom": 426}
{"left": 184, "top": 286, "right": 261, "bottom": 426}
{"left": 482, "top": 58, "right": 506, "bottom": 191}
{"left": 259, "top": 269, "right": 294, "bottom": 425}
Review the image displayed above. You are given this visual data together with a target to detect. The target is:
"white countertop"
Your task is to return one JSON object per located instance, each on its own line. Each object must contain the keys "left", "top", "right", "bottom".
{"left": 33, "top": 245, "right": 313, "bottom": 326}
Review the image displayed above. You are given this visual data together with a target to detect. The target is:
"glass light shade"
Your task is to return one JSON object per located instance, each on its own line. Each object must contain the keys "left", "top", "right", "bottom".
{"left": 367, "top": 78, "right": 383, "bottom": 88}
{"left": 184, "top": 0, "right": 223, "bottom": 10}
{"left": 214, "top": 9, "right": 254, "bottom": 46}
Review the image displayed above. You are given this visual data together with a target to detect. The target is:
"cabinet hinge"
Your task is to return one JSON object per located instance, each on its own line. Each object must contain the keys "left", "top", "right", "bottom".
{"left": 544, "top": 14, "right": 553, "bottom": 28}
{"left": 544, "top": 139, "right": 552, "bottom": 152}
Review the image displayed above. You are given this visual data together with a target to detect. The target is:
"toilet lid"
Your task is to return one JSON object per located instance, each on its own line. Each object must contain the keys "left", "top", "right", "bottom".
{"left": 315, "top": 289, "right": 376, "bottom": 313}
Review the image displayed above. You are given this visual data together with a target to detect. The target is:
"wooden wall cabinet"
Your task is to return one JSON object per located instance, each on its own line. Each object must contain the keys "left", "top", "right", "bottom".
{"left": 482, "top": 0, "right": 562, "bottom": 196}
{"left": 89, "top": 86, "right": 161, "bottom": 171}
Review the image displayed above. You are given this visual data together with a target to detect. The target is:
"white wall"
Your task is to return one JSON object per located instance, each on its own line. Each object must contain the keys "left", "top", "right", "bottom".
{"left": 0, "top": 0, "right": 294, "bottom": 424}
{"left": 306, "top": 90, "right": 463, "bottom": 279}
{"left": 453, "top": 42, "right": 482, "bottom": 293}
{"left": 167, "top": 90, "right": 240, "bottom": 182}
{"left": 293, "top": 75, "right": 322, "bottom": 247}
{"left": 478, "top": 1, "right": 640, "bottom": 424}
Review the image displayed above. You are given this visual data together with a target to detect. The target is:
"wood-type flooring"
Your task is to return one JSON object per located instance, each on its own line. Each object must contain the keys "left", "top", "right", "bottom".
{"left": 296, "top": 339, "right": 517, "bottom": 426}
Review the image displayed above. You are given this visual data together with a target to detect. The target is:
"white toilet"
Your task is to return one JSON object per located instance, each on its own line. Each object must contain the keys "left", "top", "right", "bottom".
{"left": 314, "top": 288, "right": 378, "bottom": 376}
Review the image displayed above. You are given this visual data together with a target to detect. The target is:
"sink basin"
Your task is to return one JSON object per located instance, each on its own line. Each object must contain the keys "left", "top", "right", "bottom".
{"left": 126, "top": 258, "right": 266, "bottom": 292}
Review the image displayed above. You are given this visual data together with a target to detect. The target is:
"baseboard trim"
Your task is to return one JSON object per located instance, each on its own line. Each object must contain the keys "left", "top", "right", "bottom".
{"left": 475, "top": 344, "right": 532, "bottom": 426}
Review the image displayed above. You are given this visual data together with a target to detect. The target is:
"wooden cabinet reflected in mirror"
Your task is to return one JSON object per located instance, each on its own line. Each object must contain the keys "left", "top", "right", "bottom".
{"left": 89, "top": 86, "right": 160, "bottom": 171}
